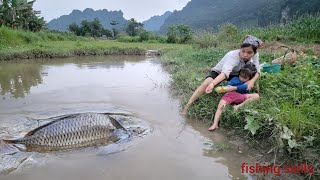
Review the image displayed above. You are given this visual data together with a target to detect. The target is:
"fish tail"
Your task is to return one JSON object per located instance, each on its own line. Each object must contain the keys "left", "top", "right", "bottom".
{"left": 3, "top": 139, "right": 17, "bottom": 144}
{"left": 2, "top": 138, "right": 23, "bottom": 144}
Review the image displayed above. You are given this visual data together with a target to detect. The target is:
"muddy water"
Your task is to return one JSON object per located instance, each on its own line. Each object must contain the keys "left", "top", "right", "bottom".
{"left": 0, "top": 56, "right": 252, "bottom": 180}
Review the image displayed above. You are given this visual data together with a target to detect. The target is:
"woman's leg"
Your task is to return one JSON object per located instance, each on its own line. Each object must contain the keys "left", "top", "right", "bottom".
{"left": 234, "top": 93, "right": 260, "bottom": 110}
{"left": 182, "top": 77, "right": 214, "bottom": 115}
{"left": 208, "top": 99, "right": 228, "bottom": 131}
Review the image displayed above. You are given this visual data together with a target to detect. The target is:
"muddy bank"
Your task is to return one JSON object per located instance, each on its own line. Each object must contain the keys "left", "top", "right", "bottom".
{"left": 0, "top": 47, "right": 148, "bottom": 61}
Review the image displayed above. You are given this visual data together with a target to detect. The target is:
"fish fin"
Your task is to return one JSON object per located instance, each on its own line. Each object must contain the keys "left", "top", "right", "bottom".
{"left": 108, "top": 115, "right": 126, "bottom": 130}
{"left": 24, "top": 113, "right": 82, "bottom": 137}
{"left": 24, "top": 119, "right": 60, "bottom": 137}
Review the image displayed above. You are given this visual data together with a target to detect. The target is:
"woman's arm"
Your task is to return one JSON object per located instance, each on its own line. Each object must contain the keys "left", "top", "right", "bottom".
{"left": 246, "top": 72, "right": 259, "bottom": 90}
{"left": 211, "top": 73, "right": 226, "bottom": 86}
{"left": 205, "top": 73, "right": 226, "bottom": 93}
{"left": 245, "top": 52, "right": 261, "bottom": 90}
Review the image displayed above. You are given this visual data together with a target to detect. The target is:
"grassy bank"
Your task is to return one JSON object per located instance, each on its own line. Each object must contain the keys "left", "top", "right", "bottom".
{"left": 162, "top": 46, "right": 320, "bottom": 178}
{"left": 161, "top": 16, "right": 320, "bottom": 179}
{"left": 0, "top": 27, "right": 181, "bottom": 60}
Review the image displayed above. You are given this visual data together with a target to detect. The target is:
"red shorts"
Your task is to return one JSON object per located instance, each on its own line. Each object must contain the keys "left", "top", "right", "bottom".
{"left": 221, "top": 92, "right": 247, "bottom": 105}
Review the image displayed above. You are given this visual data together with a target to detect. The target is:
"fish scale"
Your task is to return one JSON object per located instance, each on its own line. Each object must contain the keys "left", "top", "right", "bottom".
{"left": 3, "top": 113, "right": 120, "bottom": 152}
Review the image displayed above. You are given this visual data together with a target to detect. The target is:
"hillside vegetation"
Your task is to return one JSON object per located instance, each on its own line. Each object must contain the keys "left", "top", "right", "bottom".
{"left": 160, "top": 0, "right": 320, "bottom": 32}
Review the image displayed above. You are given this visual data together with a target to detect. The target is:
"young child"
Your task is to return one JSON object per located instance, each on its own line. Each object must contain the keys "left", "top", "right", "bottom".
{"left": 208, "top": 63, "right": 260, "bottom": 131}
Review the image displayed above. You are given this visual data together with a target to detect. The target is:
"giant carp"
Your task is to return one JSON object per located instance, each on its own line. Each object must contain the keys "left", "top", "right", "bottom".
{"left": 3, "top": 113, "right": 128, "bottom": 152}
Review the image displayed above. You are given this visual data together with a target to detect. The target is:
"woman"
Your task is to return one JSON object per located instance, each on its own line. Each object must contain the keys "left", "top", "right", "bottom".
{"left": 182, "top": 35, "right": 263, "bottom": 115}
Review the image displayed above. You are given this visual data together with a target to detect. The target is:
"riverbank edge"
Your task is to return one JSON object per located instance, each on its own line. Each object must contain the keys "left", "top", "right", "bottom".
{"left": 159, "top": 46, "right": 319, "bottom": 180}
{"left": 0, "top": 47, "right": 147, "bottom": 61}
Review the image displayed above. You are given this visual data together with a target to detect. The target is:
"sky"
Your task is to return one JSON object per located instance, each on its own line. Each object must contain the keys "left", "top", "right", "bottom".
{"left": 33, "top": 0, "right": 191, "bottom": 22}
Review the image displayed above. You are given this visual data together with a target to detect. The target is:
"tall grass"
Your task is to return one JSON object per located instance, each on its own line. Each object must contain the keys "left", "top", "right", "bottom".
{"left": 0, "top": 27, "right": 83, "bottom": 49}
{"left": 0, "top": 27, "right": 184, "bottom": 60}
{"left": 162, "top": 15, "right": 320, "bottom": 177}
{"left": 162, "top": 46, "right": 320, "bottom": 176}
{"left": 191, "top": 14, "right": 320, "bottom": 48}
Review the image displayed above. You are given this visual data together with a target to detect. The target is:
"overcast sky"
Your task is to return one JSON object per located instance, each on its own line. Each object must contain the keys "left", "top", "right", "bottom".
{"left": 33, "top": 0, "right": 191, "bottom": 22}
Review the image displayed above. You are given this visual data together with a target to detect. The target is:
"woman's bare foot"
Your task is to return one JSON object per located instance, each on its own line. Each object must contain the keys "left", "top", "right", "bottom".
{"left": 208, "top": 125, "right": 219, "bottom": 131}
{"left": 181, "top": 109, "right": 187, "bottom": 115}
{"left": 181, "top": 105, "right": 190, "bottom": 115}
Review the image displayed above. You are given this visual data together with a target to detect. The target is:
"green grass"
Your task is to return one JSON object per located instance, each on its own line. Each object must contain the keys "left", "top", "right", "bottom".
{"left": 191, "top": 15, "right": 320, "bottom": 49}
{"left": 161, "top": 46, "right": 320, "bottom": 175}
{"left": 0, "top": 27, "right": 184, "bottom": 60}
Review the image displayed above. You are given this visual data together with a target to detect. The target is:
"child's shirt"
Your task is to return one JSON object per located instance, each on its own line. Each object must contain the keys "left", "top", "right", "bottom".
{"left": 227, "top": 77, "right": 248, "bottom": 94}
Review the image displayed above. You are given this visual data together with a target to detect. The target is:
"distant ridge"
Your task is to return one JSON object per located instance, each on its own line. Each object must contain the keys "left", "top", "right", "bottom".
{"left": 159, "top": 0, "right": 320, "bottom": 33}
{"left": 142, "top": 11, "right": 172, "bottom": 32}
{"left": 47, "top": 8, "right": 128, "bottom": 31}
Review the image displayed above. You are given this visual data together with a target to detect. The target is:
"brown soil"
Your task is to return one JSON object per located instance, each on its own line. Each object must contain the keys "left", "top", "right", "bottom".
{"left": 261, "top": 41, "right": 320, "bottom": 56}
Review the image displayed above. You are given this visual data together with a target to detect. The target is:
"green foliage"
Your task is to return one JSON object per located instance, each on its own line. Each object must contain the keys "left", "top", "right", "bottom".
{"left": 189, "top": 15, "right": 320, "bottom": 48}
{"left": 125, "top": 18, "right": 143, "bottom": 37}
{"left": 68, "top": 19, "right": 112, "bottom": 38}
{"left": 166, "top": 24, "right": 193, "bottom": 44}
{"left": 0, "top": 27, "right": 181, "bottom": 60}
{"left": 138, "top": 30, "right": 150, "bottom": 42}
{"left": 287, "top": 15, "right": 320, "bottom": 42}
{"left": 244, "top": 116, "right": 260, "bottom": 135}
{"left": 192, "top": 30, "right": 218, "bottom": 48}
{"left": 0, "top": 0, "right": 45, "bottom": 31}
{"left": 117, "top": 30, "right": 167, "bottom": 43}
{"left": 110, "top": 20, "right": 119, "bottom": 38}
{"left": 0, "top": 26, "right": 82, "bottom": 49}
{"left": 117, "top": 35, "right": 140, "bottom": 43}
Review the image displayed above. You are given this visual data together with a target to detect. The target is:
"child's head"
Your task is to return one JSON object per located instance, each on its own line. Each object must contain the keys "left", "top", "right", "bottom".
{"left": 239, "top": 63, "right": 257, "bottom": 82}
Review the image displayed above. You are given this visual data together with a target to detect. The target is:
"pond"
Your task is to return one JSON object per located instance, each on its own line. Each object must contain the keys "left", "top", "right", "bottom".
{"left": 0, "top": 56, "right": 253, "bottom": 180}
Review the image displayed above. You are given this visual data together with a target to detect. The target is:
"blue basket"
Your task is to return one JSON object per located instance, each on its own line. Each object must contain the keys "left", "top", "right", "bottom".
{"left": 262, "top": 64, "right": 281, "bottom": 73}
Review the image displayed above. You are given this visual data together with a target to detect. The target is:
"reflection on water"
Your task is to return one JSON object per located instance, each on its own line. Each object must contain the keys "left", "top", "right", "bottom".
{"left": 0, "top": 56, "right": 144, "bottom": 98}
{"left": 0, "top": 62, "right": 43, "bottom": 98}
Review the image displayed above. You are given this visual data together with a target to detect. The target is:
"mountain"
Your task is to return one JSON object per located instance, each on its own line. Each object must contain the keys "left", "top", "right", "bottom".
{"left": 47, "top": 8, "right": 128, "bottom": 31}
{"left": 142, "top": 11, "right": 172, "bottom": 32}
{"left": 159, "top": 0, "right": 320, "bottom": 33}
{"left": 159, "top": 0, "right": 269, "bottom": 33}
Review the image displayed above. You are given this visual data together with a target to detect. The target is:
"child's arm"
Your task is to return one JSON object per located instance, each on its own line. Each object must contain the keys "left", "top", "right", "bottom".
{"left": 214, "top": 84, "right": 248, "bottom": 93}
{"left": 214, "top": 86, "right": 237, "bottom": 93}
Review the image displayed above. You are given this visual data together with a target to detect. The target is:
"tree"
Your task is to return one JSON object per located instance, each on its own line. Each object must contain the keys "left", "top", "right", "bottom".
{"left": 68, "top": 19, "right": 113, "bottom": 38}
{"left": 68, "top": 22, "right": 80, "bottom": 36}
{"left": 101, "top": 28, "right": 112, "bottom": 37}
{"left": 166, "top": 24, "right": 193, "bottom": 44}
{"left": 0, "top": 0, "right": 45, "bottom": 31}
{"left": 139, "top": 30, "right": 150, "bottom": 42}
{"left": 125, "top": 18, "right": 143, "bottom": 37}
{"left": 90, "top": 18, "right": 104, "bottom": 37}
{"left": 110, "top": 20, "right": 118, "bottom": 38}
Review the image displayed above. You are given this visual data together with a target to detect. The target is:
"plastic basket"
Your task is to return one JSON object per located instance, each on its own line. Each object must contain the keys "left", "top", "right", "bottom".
{"left": 262, "top": 64, "right": 281, "bottom": 73}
